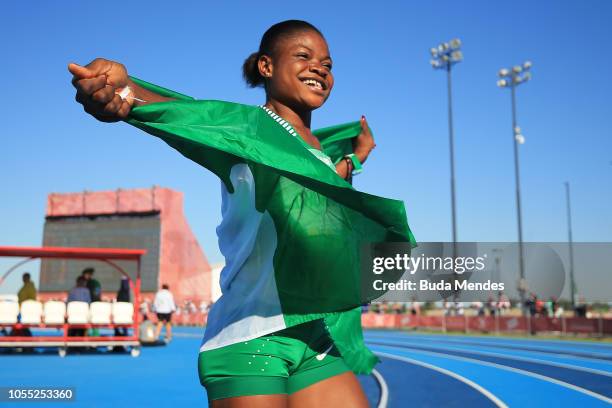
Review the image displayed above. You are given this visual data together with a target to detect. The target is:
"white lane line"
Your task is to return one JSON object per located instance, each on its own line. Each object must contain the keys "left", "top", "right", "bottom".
{"left": 172, "top": 333, "right": 203, "bottom": 338}
{"left": 375, "top": 351, "right": 508, "bottom": 408}
{"left": 368, "top": 333, "right": 612, "bottom": 359}
{"left": 371, "top": 369, "right": 388, "bottom": 408}
{"left": 368, "top": 339, "right": 612, "bottom": 378}
{"left": 377, "top": 345, "right": 612, "bottom": 405}
{"left": 370, "top": 331, "right": 612, "bottom": 350}
{"left": 366, "top": 334, "right": 612, "bottom": 364}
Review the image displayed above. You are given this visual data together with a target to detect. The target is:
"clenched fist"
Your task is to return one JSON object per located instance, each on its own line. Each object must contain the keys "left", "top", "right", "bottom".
{"left": 68, "top": 58, "right": 133, "bottom": 122}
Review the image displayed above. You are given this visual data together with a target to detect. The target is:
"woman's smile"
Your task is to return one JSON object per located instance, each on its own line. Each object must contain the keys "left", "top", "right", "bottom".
{"left": 300, "top": 77, "right": 327, "bottom": 92}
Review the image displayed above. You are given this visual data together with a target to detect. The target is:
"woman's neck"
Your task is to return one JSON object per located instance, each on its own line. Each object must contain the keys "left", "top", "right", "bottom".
{"left": 264, "top": 99, "right": 322, "bottom": 149}
{"left": 264, "top": 100, "right": 311, "bottom": 132}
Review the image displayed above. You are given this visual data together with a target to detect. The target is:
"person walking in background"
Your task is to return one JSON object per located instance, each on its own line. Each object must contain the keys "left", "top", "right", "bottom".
{"left": 153, "top": 284, "right": 176, "bottom": 343}
{"left": 17, "top": 272, "right": 37, "bottom": 304}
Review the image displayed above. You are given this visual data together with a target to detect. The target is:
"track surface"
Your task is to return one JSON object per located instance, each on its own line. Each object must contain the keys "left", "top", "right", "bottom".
{"left": 1, "top": 328, "right": 611, "bottom": 407}
{"left": 366, "top": 330, "right": 612, "bottom": 407}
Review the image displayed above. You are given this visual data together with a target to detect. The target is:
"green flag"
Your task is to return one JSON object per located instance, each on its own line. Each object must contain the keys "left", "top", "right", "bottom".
{"left": 126, "top": 77, "right": 415, "bottom": 373}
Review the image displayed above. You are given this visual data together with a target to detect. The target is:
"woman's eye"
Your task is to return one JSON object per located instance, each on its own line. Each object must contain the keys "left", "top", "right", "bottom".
{"left": 323, "top": 64, "right": 333, "bottom": 70}
{"left": 297, "top": 53, "right": 309, "bottom": 59}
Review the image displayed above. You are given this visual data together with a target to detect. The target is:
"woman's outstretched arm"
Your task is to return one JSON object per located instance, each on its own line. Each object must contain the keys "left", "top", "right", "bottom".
{"left": 69, "top": 58, "right": 173, "bottom": 122}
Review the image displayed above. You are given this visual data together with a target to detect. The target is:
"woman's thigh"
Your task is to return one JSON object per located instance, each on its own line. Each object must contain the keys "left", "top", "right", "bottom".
{"left": 288, "top": 371, "right": 369, "bottom": 408}
{"left": 210, "top": 394, "right": 287, "bottom": 408}
{"left": 209, "top": 372, "right": 368, "bottom": 408}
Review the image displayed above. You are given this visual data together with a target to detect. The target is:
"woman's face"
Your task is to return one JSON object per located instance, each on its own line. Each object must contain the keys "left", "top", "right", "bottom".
{"left": 262, "top": 30, "right": 334, "bottom": 111}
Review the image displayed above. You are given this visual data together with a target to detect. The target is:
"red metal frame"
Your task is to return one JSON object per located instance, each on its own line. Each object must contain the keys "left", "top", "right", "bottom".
{"left": 0, "top": 246, "right": 146, "bottom": 351}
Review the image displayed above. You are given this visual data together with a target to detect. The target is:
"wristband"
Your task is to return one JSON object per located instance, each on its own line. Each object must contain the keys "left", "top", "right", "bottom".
{"left": 344, "top": 157, "right": 353, "bottom": 181}
{"left": 344, "top": 153, "right": 363, "bottom": 175}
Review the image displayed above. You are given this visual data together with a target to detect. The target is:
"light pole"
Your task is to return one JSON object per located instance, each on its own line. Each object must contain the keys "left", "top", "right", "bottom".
{"left": 497, "top": 61, "right": 532, "bottom": 312}
{"left": 492, "top": 248, "right": 503, "bottom": 283}
{"left": 430, "top": 38, "right": 463, "bottom": 258}
{"left": 565, "top": 182, "right": 576, "bottom": 309}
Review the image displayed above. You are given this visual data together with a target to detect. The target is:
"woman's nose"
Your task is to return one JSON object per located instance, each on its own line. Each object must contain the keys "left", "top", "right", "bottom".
{"left": 309, "top": 62, "right": 327, "bottom": 77}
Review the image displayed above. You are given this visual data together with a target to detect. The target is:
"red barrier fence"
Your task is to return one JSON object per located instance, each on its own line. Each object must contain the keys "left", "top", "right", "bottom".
{"left": 165, "top": 312, "right": 611, "bottom": 337}
{"left": 361, "top": 313, "right": 612, "bottom": 336}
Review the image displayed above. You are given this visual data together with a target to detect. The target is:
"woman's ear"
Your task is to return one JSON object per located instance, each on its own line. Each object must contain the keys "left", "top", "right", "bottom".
{"left": 258, "top": 55, "right": 273, "bottom": 78}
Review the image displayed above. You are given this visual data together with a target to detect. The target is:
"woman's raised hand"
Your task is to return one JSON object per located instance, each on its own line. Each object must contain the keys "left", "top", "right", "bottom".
{"left": 353, "top": 115, "right": 376, "bottom": 164}
{"left": 68, "top": 58, "right": 133, "bottom": 122}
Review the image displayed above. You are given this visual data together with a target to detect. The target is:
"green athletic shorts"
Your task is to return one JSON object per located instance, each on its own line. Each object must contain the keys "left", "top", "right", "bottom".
{"left": 198, "top": 319, "right": 350, "bottom": 401}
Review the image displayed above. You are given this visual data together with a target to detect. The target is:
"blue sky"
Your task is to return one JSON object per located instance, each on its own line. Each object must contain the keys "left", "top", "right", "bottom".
{"left": 1, "top": 1, "right": 611, "bottom": 296}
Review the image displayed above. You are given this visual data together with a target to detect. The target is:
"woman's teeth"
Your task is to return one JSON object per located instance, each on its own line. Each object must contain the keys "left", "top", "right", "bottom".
{"left": 302, "top": 79, "right": 323, "bottom": 90}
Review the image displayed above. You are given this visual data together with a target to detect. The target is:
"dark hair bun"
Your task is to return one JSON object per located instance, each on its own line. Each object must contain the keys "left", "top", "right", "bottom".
{"left": 242, "top": 51, "right": 263, "bottom": 88}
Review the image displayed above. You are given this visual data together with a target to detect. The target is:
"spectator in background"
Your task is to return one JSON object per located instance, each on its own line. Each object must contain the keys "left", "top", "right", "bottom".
{"left": 535, "top": 296, "right": 544, "bottom": 316}
{"left": 139, "top": 298, "right": 150, "bottom": 321}
{"left": 554, "top": 305, "right": 565, "bottom": 318}
{"left": 153, "top": 284, "right": 176, "bottom": 343}
{"left": 487, "top": 295, "right": 497, "bottom": 316}
{"left": 548, "top": 296, "right": 557, "bottom": 317}
{"left": 115, "top": 277, "right": 131, "bottom": 337}
{"left": 13, "top": 272, "right": 37, "bottom": 337}
{"left": 526, "top": 293, "right": 537, "bottom": 316}
{"left": 455, "top": 301, "right": 465, "bottom": 316}
{"left": 497, "top": 292, "right": 511, "bottom": 315}
{"left": 81, "top": 268, "right": 101, "bottom": 336}
{"left": 473, "top": 301, "right": 485, "bottom": 316}
{"left": 443, "top": 300, "right": 450, "bottom": 316}
{"left": 116, "top": 277, "right": 130, "bottom": 302}
{"left": 17, "top": 273, "right": 37, "bottom": 304}
{"left": 411, "top": 301, "right": 421, "bottom": 316}
{"left": 188, "top": 300, "right": 197, "bottom": 314}
{"left": 82, "top": 268, "right": 101, "bottom": 302}
{"left": 199, "top": 300, "right": 210, "bottom": 314}
{"left": 67, "top": 276, "right": 91, "bottom": 339}
{"left": 575, "top": 296, "right": 588, "bottom": 317}
{"left": 392, "top": 302, "right": 406, "bottom": 314}
{"left": 68, "top": 276, "right": 91, "bottom": 303}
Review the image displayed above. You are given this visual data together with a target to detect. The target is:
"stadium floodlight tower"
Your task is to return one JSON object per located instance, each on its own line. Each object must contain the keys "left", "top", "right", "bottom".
{"left": 430, "top": 38, "right": 463, "bottom": 258}
{"left": 497, "top": 61, "right": 532, "bottom": 313}
{"left": 565, "top": 181, "right": 577, "bottom": 309}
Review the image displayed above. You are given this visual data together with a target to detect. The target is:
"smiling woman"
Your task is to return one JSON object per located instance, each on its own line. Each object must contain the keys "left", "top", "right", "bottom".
{"left": 68, "top": 19, "right": 414, "bottom": 408}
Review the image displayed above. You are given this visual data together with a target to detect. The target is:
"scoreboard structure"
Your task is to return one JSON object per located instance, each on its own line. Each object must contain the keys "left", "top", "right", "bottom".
{"left": 39, "top": 187, "right": 212, "bottom": 304}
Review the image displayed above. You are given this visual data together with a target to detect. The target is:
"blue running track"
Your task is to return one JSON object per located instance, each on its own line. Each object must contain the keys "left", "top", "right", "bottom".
{"left": 1, "top": 328, "right": 611, "bottom": 407}
{"left": 366, "top": 330, "right": 612, "bottom": 407}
